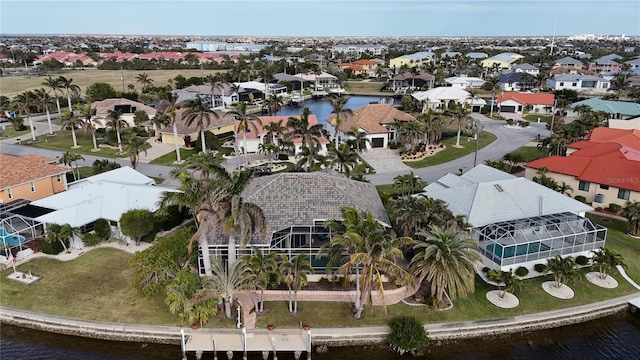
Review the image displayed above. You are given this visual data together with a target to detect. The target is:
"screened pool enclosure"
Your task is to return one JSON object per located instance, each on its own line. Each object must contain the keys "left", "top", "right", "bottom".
{"left": 476, "top": 212, "right": 607, "bottom": 267}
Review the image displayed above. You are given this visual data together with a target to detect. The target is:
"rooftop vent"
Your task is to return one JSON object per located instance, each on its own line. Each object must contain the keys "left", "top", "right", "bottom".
{"left": 493, "top": 184, "right": 504, "bottom": 192}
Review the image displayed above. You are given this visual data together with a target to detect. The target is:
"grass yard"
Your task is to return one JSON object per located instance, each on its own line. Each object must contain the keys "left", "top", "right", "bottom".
{"left": 376, "top": 182, "right": 425, "bottom": 198}
{"left": 2, "top": 69, "right": 228, "bottom": 98}
{"left": 344, "top": 81, "right": 385, "bottom": 93}
{"left": 149, "top": 148, "right": 200, "bottom": 165}
{"left": 29, "top": 129, "right": 123, "bottom": 158}
{"left": 507, "top": 146, "right": 549, "bottom": 163}
{"left": 0, "top": 124, "right": 32, "bottom": 139}
{"left": 524, "top": 114, "right": 552, "bottom": 123}
{"left": 404, "top": 131, "right": 497, "bottom": 168}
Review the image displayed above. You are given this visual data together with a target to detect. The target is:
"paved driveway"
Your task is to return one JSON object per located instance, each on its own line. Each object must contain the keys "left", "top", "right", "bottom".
{"left": 358, "top": 148, "right": 411, "bottom": 174}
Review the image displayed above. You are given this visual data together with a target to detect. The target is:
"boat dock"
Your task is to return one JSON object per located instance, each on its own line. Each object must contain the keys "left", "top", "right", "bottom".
{"left": 181, "top": 328, "right": 311, "bottom": 360}
{"left": 629, "top": 297, "right": 640, "bottom": 314}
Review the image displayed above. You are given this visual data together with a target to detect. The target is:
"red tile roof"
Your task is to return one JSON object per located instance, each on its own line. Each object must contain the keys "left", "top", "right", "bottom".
{"left": 234, "top": 115, "right": 328, "bottom": 143}
{"left": 496, "top": 92, "right": 555, "bottom": 106}
{"left": 525, "top": 127, "right": 640, "bottom": 191}
{"left": 0, "top": 154, "right": 69, "bottom": 189}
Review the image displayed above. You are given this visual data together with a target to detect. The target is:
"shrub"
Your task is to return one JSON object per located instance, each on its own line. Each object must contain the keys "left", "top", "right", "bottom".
{"left": 608, "top": 203, "right": 622, "bottom": 214}
{"left": 520, "top": 120, "right": 530, "bottom": 127}
{"left": 38, "top": 238, "right": 65, "bottom": 255}
{"left": 482, "top": 266, "right": 490, "bottom": 273}
{"left": 277, "top": 153, "right": 289, "bottom": 161}
{"left": 94, "top": 218, "right": 111, "bottom": 240}
{"left": 155, "top": 205, "right": 186, "bottom": 231}
{"left": 506, "top": 119, "right": 514, "bottom": 126}
{"left": 534, "top": 263, "right": 547, "bottom": 273}
{"left": 574, "top": 195, "right": 587, "bottom": 203}
{"left": 515, "top": 266, "right": 529, "bottom": 277}
{"left": 576, "top": 255, "right": 589, "bottom": 266}
{"left": 595, "top": 207, "right": 603, "bottom": 212}
{"left": 387, "top": 316, "right": 429, "bottom": 355}
{"left": 82, "top": 232, "right": 102, "bottom": 247}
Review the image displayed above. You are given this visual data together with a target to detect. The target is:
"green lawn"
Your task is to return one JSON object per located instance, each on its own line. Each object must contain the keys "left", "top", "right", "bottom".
{"left": 376, "top": 182, "right": 425, "bottom": 198}
{"left": 507, "top": 146, "right": 549, "bottom": 163}
{"left": 149, "top": 148, "right": 200, "bottom": 165}
{"left": 524, "top": 114, "right": 552, "bottom": 123}
{"left": 404, "top": 132, "right": 497, "bottom": 169}
{"left": 344, "top": 81, "right": 385, "bottom": 93}
{"left": 0, "top": 124, "right": 32, "bottom": 139}
{"left": 29, "top": 129, "right": 123, "bottom": 158}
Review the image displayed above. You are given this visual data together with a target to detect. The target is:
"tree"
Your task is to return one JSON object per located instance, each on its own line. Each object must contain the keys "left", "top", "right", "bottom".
{"left": 410, "top": 225, "right": 481, "bottom": 304}
{"left": 321, "top": 206, "right": 414, "bottom": 319}
{"left": 487, "top": 269, "right": 521, "bottom": 298}
{"left": 227, "top": 101, "right": 262, "bottom": 168}
{"left": 591, "top": 248, "right": 627, "bottom": 280}
{"left": 13, "top": 91, "right": 38, "bottom": 141}
{"left": 165, "top": 270, "right": 202, "bottom": 322}
{"left": 545, "top": 255, "right": 579, "bottom": 288}
{"left": 327, "top": 142, "right": 359, "bottom": 176}
{"left": 279, "top": 253, "right": 314, "bottom": 314}
{"left": 59, "top": 150, "right": 85, "bottom": 181}
{"left": 622, "top": 201, "right": 640, "bottom": 237}
{"left": 446, "top": 103, "right": 472, "bottom": 147}
{"left": 199, "top": 259, "right": 254, "bottom": 319}
{"left": 173, "top": 151, "right": 225, "bottom": 180}
{"left": 44, "top": 223, "right": 79, "bottom": 254}
{"left": 241, "top": 247, "right": 277, "bottom": 313}
{"left": 608, "top": 73, "right": 631, "bottom": 99}
{"left": 60, "top": 110, "right": 85, "bottom": 148}
{"left": 86, "top": 82, "right": 117, "bottom": 103}
{"left": 327, "top": 94, "right": 353, "bottom": 150}
{"left": 59, "top": 76, "right": 80, "bottom": 111}
{"left": 182, "top": 96, "right": 219, "bottom": 152}
{"left": 416, "top": 109, "right": 443, "bottom": 151}
{"left": 122, "top": 134, "right": 151, "bottom": 169}
{"left": 80, "top": 105, "right": 99, "bottom": 150}
{"left": 156, "top": 94, "right": 182, "bottom": 162}
{"left": 133, "top": 110, "right": 149, "bottom": 127}
{"left": 263, "top": 93, "right": 284, "bottom": 116}
{"left": 387, "top": 316, "right": 429, "bottom": 356}
{"left": 485, "top": 76, "right": 500, "bottom": 117}
{"left": 262, "top": 118, "right": 287, "bottom": 145}
{"left": 105, "top": 110, "right": 128, "bottom": 153}
{"left": 34, "top": 88, "right": 55, "bottom": 135}
{"left": 346, "top": 126, "right": 370, "bottom": 153}
{"left": 120, "top": 209, "right": 156, "bottom": 245}
{"left": 42, "top": 75, "right": 63, "bottom": 117}
{"left": 135, "top": 72, "right": 154, "bottom": 92}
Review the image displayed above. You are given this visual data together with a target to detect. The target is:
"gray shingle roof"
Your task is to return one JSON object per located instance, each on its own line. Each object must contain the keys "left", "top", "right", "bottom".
{"left": 242, "top": 172, "right": 389, "bottom": 243}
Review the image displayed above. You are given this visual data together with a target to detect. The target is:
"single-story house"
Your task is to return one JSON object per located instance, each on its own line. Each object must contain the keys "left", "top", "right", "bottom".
{"left": 234, "top": 81, "right": 288, "bottom": 98}
{"left": 480, "top": 53, "right": 524, "bottom": 70}
{"left": 546, "top": 74, "right": 610, "bottom": 94}
{"left": 325, "top": 103, "right": 415, "bottom": 149}
{"left": 30, "top": 167, "right": 178, "bottom": 247}
{"left": 610, "top": 116, "right": 640, "bottom": 130}
{"left": 444, "top": 76, "right": 485, "bottom": 89}
{"left": 157, "top": 108, "right": 235, "bottom": 148}
{"left": 412, "top": 87, "right": 486, "bottom": 112}
{"left": 91, "top": 98, "right": 157, "bottom": 128}
{"left": 496, "top": 92, "right": 554, "bottom": 114}
{"left": 499, "top": 72, "right": 536, "bottom": 92}
{"left": 234, "top": 115, "right": 329, "bottom": 155}
{"left": 524, "top": 128, "right": 640, "bottom": 207}
{"left": 201, "top": 172, "right": 389, "bottom": 274}
{"left": 466, "top": 52, "right": 489, "bottom": 60}
{"left": 570, "top": 98, "right": 640, "bottom": 120}
{"left": 420, "top": 164, "right": 605, "bottom": 271}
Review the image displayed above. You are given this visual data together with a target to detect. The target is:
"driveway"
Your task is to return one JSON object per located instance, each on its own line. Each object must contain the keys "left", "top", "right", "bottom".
{"left": 366, "top": 113, "right": 547, "bottom": 185}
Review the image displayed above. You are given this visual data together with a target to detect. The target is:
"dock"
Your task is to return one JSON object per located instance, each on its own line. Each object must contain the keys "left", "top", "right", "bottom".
{"left": 629, "top": 297, "right": 640, "bottom": 313}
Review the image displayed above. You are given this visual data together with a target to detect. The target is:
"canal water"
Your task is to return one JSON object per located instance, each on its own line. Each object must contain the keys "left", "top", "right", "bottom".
{"left": 2, "top": 314, "right": 639, "bottom": 359}
{"left": 274, "top": 95, "right": 398, "bottom": 126}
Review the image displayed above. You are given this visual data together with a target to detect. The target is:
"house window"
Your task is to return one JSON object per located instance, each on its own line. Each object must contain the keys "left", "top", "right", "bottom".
{"left": 56, "top": 174, "right": 62, "bottom": 183}
{"left": 559, "top": 82, "right": 564, "bottom": 86}
{"left": 578, "top": 181, "right": 590, "bottom": 192}
{"left": 572, "top": 82, "right": 577, "bottom": 87}
{"left": 618, "top": 189, "right": 631, "bottom": 200}
{"left": 30, "top": 181, "right": 36, "bottom": 192}
{"left": 7, "top": 188, "right": 12, "bottom": 199}
{"left": 600, "top": 184, "right": 609, "bottom": 190}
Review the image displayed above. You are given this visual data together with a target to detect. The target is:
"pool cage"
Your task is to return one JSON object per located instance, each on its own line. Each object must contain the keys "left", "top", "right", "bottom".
{"left": 0, "top": 213, "right": 45, "bottom": 255}
{"left": 475, "top": 212, "right": 607, "bottom": 267}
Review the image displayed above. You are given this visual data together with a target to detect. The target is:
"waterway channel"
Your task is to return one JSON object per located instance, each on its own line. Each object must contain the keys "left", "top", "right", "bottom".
{"left": 1, "top": 314, "right": 639, "bottom": 359}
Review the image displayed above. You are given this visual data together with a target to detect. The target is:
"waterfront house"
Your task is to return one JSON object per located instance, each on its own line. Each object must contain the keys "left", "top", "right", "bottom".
{"left": 421, "top": 164, "right": 605, "bottom": 271}
{"left": 570, "top": 98, "right": 640, "bottom": 120}
{"left": 176, "top": 83, "right": 240, "bottom": 110}
{"left": 524, "top": 128, "right": 640, "bottom": 207}
{"left": 412, "top": 87, "right": 486, "bottom": 112}
{"left": 444, "top": 75, "right": 486, "bottom": 89}
{"left": 496, "top": 92, "right": 554, "bottom": 114}
{"left": 389, "top": 71, "right": 435, "bottom": 92}
{"left": 546, "top": 74, "right": 610, "bottom": 94}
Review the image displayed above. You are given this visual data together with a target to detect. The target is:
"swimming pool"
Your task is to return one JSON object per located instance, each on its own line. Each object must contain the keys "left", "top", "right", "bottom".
{"left": 485, "top": 242, "right": 551, "bottom": 259}
{"left": 0, "top": 227, "right": 26, "bottom": 247}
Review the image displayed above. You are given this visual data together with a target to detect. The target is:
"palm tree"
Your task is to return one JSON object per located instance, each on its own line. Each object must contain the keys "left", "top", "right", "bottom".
{"left": 173, "top": 151, "right": 225, "bottom": 180}
{"left": 416, "top": 109, "right": 442, "bottom": 151}
{"left": 264, "top": 93, "right": 284, "bottom": 116}
{"left": 205, "top": 73, "right": 227, "bottom": 108}
{"left": 135, "top": 73, "right": 154, "bottom": 92}
{"left": 13, "top": 91, "right": 38, "bottom": 141}
{"left": 346, "top": 126, "right": 370, "bottom": 153}
{"left": 227, "top": 101, "right": 262, "bottom": 168}
{"left": 487, "top": 269, "right": 521, "bottom": 298}
{"left": 59, "top": 151, "right": 85, "bottom": 181}
{"left": 105, "top": 110, "right": 128, "bottom": 153}
{"left": 410, "top": 225, "right": 481, "bottom": 304}
{"left": 622, "top": 201, "right": 640, "bottom": 237}
{"left": 327, "top": 95, "right": 353, "bottom": 150}
{"left": 279, "top": 253, "right": 314, "bottom": 314}
{"left": 34, "top": 88, "right": 55, "bottom": 135}
{"left": 485, "top": 76, "right": 500, "bottom": 118}
{"left": 397, "top": 120, "right": 423, "bottom": 151}
{"left": 608, "top": 73, "right": 631, "bottom": 99}
{"left": 327, "top": 143, "right": 359, "bottom": 177}
{"left": 182, "top": 96, "right": 219, "bottom": 152}
{"left": 80, "top": 105, "right": 99, "bottom": 151}
{"left": 262, "top": 119, "right": 287, "bottom": 145}
{"left": 447, "top": 103, "right": 472, "bottom": 147}
{"left": 321, "top": 206, "right": 414, "bottom": 319}
{"left": 165, "top": 270, "right": 202, "bottom": 322}
{"left": 591, "top": 248, "right": 627, "bottom": 280}
{"left": 258, "top": 143, "right": 279, "bottom": 168}
{"left": 545, "top": 255, "right": 579, "bottom": 289}
{"left": 42, "top": 75, "right": 63, "bottom": 117}
{"left": 123, "top": 135, "right": 151, "bottom": 169}
{"left": 60, "top": 110, "right": 86, "bottom": 148}
{"left": 285, "top": 107, "right": 324, "bottom": 154}
{"left": 157, "top": 94, "right": 182, "bottom": 163}
{"left": 58, "top": 76, "right": 80, "bottom": 111}
{"left": 45, "top": 223, "right": 80, "bottom": 254}
{"left": 199, "top": 259, "right": 254, "bottom": 319}
{"left": 241, "top": 247, "right": 277, "bottom": 313}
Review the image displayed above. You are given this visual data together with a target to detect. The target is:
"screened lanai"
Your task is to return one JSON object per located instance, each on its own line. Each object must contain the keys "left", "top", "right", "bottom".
{"left": 476, "top": 212, "right": 607, "bottom": 267}
{"left": 0, "top": 213, "right": 45, "bottom": 254}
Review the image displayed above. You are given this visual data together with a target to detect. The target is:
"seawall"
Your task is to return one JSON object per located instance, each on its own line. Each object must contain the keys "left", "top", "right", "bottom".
{"left": 2, "top": 293, "right": 638, "bottom": 347}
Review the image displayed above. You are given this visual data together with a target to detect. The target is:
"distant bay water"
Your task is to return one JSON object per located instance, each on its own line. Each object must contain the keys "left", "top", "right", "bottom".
{"left": 1, "top": 314, "right": 639, "bottom": 359}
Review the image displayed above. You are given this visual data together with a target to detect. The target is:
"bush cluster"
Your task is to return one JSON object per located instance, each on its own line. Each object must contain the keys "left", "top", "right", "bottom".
{"left": 515, "top": 266, "right": 529, "bottom": 277}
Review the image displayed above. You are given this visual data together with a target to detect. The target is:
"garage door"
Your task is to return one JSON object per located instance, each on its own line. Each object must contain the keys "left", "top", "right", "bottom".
{"left": 371, "top": 138, "right": 384, "bottom": 148}
{"left": 500, "top": 106, "right": 516, "bottom": 113}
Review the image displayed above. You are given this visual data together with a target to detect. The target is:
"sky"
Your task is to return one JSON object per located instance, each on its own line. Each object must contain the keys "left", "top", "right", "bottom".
{"left": 1, "top": 0, "right": 639, "bottom": 37}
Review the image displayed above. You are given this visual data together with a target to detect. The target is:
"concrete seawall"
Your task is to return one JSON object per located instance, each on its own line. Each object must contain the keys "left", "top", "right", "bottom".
{"left": 2, "top": 293, "right": 638, "bottom": 347}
